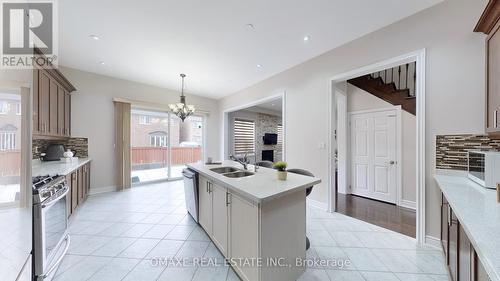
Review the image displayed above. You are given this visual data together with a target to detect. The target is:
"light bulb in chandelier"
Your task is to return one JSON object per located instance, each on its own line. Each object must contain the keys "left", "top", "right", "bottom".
{"left": 168, "top": 73, "right": 196, "bottom": 122}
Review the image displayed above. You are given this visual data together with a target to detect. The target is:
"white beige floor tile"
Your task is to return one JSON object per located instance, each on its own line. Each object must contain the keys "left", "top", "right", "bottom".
{"left": 68, "top": 235, "right": 112, "bottom": 255}
{"left": 297, "top": 268, "right": 331, "bottom": 281}
{"left": 122, "top": 259, "right": 165, "bottom": 281}
{"left": 119, "top": 223, "right": 155, "bottom": 238}
{"left": 87, "top": 257, "right": 140, "bottom": 281}
{"left": 371, "top": 249, "right": 422, "bottom": 273}
{"left": 157, "top": 265, "right": 198, "bottom": 281}
{"left": 146, "top": 239, "right": 184, "bottom": 259}
{"left": 141, "top": 224, "right": 176, "bottom": 239}
{"left": 53, "top": 256, "right": 112, "bottom": 281}
{"left": 97, "top": 222, "right": 136, "bottom": 237}
{"left": 361, "top": 271, "right": 400, "bottom": 281}
{"left": 90, "top": 237, "right": 137, "bottom": 257}
{"left": 175, "top": 241, "right": 210, "bottom": 258}
{"left": 187, "top": 226, "right": 211, "bottom": 241}
{"left": 117, "top": 238, "right": 160, "bottom": 259}
{"left": 192, "top": 265, "right": 229, "bottom": 281}
{"left": 342, "top": 247, "right": 389, "bottom": 271}
{"left": 326, "top": 270, "right": 366, "bottom": 281}
{"left": 164, "top": 225, "right": 196, "bottom": 240}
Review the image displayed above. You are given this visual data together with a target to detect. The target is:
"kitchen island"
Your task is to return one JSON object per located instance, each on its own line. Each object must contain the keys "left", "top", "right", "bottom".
{"left": 187, "top": 161, "right": 321, "bottom": 281}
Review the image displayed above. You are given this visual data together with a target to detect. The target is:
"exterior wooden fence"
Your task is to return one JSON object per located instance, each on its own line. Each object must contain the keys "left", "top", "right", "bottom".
{"left": 0, "top": 150, "right": 21, "bottom": 176}
{"left": 131, "top": 146, "right": 202, "bottom": 166}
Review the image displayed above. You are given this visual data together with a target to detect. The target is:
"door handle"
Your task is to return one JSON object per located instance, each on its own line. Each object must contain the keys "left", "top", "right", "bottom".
{"left": 389, "top": 161, "right": 396, "bottom": 165}
{"left": 494, "top": 110, "right": 498, "bottom": 128}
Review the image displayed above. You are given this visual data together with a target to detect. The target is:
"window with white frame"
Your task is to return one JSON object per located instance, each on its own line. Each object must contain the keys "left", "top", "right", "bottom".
{"left": 0, "top": 132, "right": 16, "bottom": 150}
{"left": 233, "top": 118, "right": 255, "bottom": 156}
{"left": 149, "top": 132, "right": 167, "bottom": 147}
{"left": 139, "top": 115, "right": 152, "bottom": 125}
{"left": 0, "top": 101, "right": 9, "bottom": 114}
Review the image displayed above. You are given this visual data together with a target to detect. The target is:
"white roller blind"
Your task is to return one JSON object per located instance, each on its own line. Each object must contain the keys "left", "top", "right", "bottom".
{"left": 277, "top": 124, "right": 283, "bottom": 151}
{"left": 234, "top": 118, "right": 255, "bottom": 155}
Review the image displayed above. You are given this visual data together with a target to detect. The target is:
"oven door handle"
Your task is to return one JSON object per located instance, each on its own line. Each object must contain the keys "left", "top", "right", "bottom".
{"left": 41, "top": 186, "right": 70, "bottom": 209}
{"left": 41, "top": 234, "right": 70, "bottom": 279}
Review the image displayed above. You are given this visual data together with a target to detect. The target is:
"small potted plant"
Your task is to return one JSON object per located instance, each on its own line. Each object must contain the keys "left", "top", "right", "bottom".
{"left": 274, "top": 161, "right": 288, "bottom": 180}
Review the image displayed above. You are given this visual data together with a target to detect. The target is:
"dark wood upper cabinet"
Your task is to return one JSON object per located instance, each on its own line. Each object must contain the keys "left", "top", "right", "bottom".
{"left": 475, "top": 0, "right": 500, "bottom": 137}
{"left": 64, "top": 92, "right": 71, "bottom": 136}
{"left": 38, "top": 71, "right": 51, "bottom": 135}
{"left": 33, "top": 66, "right": 75, "bottom": 139}
{"left": 49, "top": 80, "right": 58, "bottom": 135}
{"left": 57, "top": 85, "right": 65, "bottom": 135}
{"left": 33, "top": 70, "right": 39, "bottom": 134}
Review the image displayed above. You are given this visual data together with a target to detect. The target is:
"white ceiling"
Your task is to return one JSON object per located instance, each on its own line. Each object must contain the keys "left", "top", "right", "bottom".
{"left": 249, "top": 97, "right": 283, "bottom": 113}
{"left": 59, "top": 0, "right": 442, "bottom": 99}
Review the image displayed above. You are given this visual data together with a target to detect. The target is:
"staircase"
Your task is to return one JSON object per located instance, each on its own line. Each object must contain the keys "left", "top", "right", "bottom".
{"left": 347, "top": 62, "right": 416, "bottom": 115}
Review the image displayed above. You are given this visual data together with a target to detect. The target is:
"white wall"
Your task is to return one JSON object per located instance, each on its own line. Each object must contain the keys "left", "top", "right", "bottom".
{"left": 60, "top": 67, "right": 220, "bottom": 191}
{"left": 346, "top": 84, "right": 416, "bottom": 205}
{"left": 218, "top": 0, "right": 487, "bottom": 239}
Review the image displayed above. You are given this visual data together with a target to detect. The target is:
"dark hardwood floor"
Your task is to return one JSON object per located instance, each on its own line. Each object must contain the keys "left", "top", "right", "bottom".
{"left": 336, "top": 193, "right": 416, "bottom": 238}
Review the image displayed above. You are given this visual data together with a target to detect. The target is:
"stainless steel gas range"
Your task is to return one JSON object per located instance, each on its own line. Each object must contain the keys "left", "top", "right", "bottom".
{"left": 32, "top": 175, "right": 71, "bottom": 281}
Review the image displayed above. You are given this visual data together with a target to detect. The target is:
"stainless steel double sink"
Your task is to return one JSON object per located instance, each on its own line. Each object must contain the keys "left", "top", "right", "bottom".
{"left": 210, "top": 167, "right": 254, "bottom": 178}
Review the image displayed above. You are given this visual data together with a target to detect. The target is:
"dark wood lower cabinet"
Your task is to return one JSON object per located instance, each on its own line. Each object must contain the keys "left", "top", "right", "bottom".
{"left": 441, "top": 195, "right": 449, "bottom": 261}
{"left": 473, "top": 252, "right": 491, "bottom": 281}
{"left": 66, "top": 174, "right": 72, "bottom": 218}
{"left": 71, "top": 171, "right": 78, "bottom": 214}
{"left": 459, "top": 225, "right": 472, "bottom": 281}
{"left": 441, "top": 193, "right": 491, "bottom": 281}
{"left": 449, "top": 210, "right": 459, "bottom": 281}
{"left": 67, "top": 162, "right": 91, "bottom": 218}
{"left": 78, "top": 167, "right": 84, "bottom": 205}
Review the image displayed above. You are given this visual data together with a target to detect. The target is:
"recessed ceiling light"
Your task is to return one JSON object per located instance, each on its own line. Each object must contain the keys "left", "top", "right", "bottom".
{"left": 245, "top": 24, "right": 255, "bottom": 30}
{"left": 256, "top": 64, "right": 262, "bottom": 68}
{"left": 90, "top": 35, "right": 100, "bottom": 40}
{"left": 99, "top": 61, "right": 105, "bottom": 65}
{"left": 303, "top": 35, "right": 310, "bottom": 42}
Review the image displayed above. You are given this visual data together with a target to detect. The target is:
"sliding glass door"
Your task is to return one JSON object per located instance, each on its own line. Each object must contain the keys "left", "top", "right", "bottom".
{"left": 131, "top": 108, "right": 204, "bottom": 184}
{"left": 169, "top": 115, "right": 204, "bottom": 179}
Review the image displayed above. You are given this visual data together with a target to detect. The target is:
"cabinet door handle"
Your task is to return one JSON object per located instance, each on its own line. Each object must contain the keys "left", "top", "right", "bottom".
{"left": 226, "top": 192, "right": 231, "bottom": 206}
{"left": 494, "top": 110, "right": 498, "bottom": 128}
{"left": 447, "top": 205, "right": 452, "bottom": 227}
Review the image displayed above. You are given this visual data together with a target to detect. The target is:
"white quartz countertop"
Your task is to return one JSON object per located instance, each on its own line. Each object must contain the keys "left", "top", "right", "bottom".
{"left": 32, "top": 158, "right": 92, "bottom": 177}
{"left": 187, "top": 160, "right": 321, "bottom": 203}
{"left": 435, "top": 171, "right": 500, "bottom": 281}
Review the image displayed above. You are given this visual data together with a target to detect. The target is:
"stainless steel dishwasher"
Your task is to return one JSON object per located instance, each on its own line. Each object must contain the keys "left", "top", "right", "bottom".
{"left": 182, "top": 168, "right": 199, "bottom": 222}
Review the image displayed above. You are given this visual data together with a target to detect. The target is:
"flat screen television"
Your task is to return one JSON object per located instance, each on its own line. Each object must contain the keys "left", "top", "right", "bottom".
{"left": 263, "top": 133, "right": 278, "bottom": 145}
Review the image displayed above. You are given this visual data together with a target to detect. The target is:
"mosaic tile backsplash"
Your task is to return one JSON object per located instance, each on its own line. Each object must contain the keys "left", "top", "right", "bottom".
{"left": 33, "top": 137, "right": 88, "bottom": 159}
{"left": 436, "top": 134, "right": 500, "bottom": 170}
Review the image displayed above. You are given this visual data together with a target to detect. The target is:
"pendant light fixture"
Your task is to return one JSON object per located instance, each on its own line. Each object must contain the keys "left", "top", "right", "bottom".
{"left": 169, "top": 73, "right": 195, "bottom": 122}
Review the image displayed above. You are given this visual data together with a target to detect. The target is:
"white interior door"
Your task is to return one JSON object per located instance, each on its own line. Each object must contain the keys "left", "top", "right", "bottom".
{"left": 350, "top": 109, "right": 398, "bottom": 204}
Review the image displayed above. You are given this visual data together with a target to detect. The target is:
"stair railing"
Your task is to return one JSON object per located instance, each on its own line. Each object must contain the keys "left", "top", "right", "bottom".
{"left": 371, "top": 62, "right": 416, "bottom": 97}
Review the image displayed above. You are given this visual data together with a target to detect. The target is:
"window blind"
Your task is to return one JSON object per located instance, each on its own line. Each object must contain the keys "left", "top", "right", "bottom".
{"left": 277, "top": 124, "right": 283, "bottom": 151}
{"left": 234, "top": 119, "right": 255, "bottom": 155}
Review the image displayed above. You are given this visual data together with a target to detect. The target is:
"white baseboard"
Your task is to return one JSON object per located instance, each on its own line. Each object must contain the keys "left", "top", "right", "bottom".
{"left": 306, "top": 198, "right": 328, "bottom": 211}
{"left": 425, "top": 235, "right": 442, "bottom": 251}
{"left": 88, "top": 185, "right": 116, "bottom": 196}
{"left": 399, "top": 199, "right": 416, "bottom": 210}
